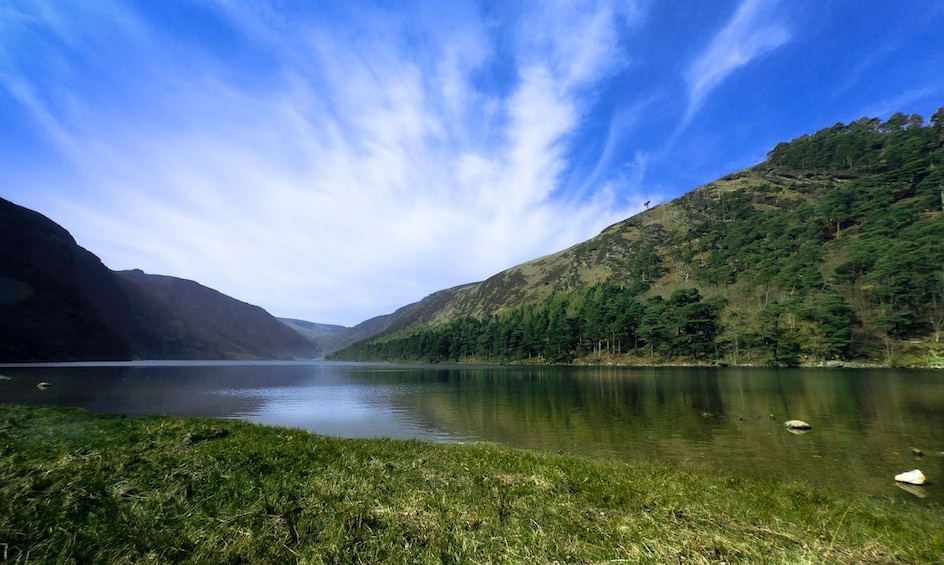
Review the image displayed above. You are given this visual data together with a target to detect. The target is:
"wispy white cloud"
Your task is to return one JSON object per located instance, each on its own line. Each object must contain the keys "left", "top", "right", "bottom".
{"left": 4, "top": 0, "right": 940, "bottom": 326}
{"left": 514, "top": 0, "right": 639, "bottom": 88}
{"left": 3, "top": 0, "right": 647, "bottom": 325}
{"left": 683, "top": 0, "right": 790, "bottom": 123}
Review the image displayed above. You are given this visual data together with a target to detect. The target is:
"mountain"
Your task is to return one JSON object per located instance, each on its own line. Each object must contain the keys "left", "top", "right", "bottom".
{"left": 111, "top": 270, "right": 317, "bottom": 360}
{"left": 0, "top": 198, "right": 317, "bottom": 362}
{"left": 277, "top": 318, "right": 350, "bottom": 357}
{"left": 0, "top": 198, "right": 132, "bottom": 361}
{"left": 332, "top": 110, "right": 944, "bottom": 366}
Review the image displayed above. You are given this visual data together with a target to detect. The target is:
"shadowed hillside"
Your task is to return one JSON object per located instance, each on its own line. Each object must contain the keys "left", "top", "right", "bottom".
{"left": 112, "top": 270, "right": 317, "bottom": 360}
{"left": 0, "top": 198, "right": 131, "bottom": 361}
{"left": 0, "top": 198, "right": 317, "bottom": 362}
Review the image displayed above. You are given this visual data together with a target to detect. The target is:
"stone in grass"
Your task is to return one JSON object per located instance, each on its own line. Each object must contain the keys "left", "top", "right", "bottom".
{"left": 894, "top": 469, "right": 926, "bottom": 485}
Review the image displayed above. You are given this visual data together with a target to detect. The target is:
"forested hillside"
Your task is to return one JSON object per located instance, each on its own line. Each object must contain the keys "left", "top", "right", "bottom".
{"left": 332, "top": 110, "right": 944, "bottom": 366}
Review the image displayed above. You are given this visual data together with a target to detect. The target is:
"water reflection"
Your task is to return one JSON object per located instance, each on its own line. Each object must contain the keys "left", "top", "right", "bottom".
{"left": 1, "top": 362, "right": 942, "bottom": 501}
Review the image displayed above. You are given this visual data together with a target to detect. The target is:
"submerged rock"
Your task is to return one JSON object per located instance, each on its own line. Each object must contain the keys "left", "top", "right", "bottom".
{"left": 894, "top": 469, "right": 926, "bottom": 485}
{"left": 783, "top": 420, "right": 812, "bottom": 430}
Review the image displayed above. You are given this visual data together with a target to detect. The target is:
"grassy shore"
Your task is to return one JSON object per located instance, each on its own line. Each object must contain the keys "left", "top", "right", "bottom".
{"left": 1, "top": 404, "right": 941, "bottom": 564}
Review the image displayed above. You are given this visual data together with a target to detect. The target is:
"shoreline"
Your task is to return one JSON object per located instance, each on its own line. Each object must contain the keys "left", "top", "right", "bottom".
{"left": 2, "top": 404, "right": 942, "bottom": 563}
{"left": 3, "top": 353, "right": 943, "bottom": 370}
{"left": 432, "top": 354, "right": 944, "bottom": 370}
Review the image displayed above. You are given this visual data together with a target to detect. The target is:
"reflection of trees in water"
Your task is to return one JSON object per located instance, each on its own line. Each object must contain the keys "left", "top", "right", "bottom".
{"left": 391, "top": 366, "right": 944, "bottom": 498}
{"left": 396, "top": 367, "right": 730, "bottom": 449}
{"left": 4, "top": 363, "right": 942, "bottom": 498}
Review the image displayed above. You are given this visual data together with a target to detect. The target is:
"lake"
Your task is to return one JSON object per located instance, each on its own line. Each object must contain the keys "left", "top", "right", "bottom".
{"left": 2, "top": 361, "right": 942, "bottom": 503}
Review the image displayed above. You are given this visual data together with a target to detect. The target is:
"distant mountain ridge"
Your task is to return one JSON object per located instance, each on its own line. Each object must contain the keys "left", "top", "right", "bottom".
{"left": 0, "top": 197, "right": 317, "bottom": 362}
{"left": 277, "top": 318, "right": 350, "bottom": 356}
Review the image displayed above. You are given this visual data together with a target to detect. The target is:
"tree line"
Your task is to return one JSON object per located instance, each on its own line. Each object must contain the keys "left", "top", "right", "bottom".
{"left": 332, "top": 110, "right": 943, "bottom": 365}
{"left": 680, "top": 109, "right": 943, "bottom": 360}
{"left": 330, "top": 282, "right": 858, "bottom": 365}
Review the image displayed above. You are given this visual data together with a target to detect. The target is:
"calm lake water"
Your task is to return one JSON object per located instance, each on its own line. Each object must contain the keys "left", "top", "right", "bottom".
{"left": 2, "top": 361, "right": 942, "bottom": 503}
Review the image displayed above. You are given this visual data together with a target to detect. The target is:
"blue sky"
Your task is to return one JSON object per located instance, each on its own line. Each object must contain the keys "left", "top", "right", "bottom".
{"left": 2, "top": 1, "right": 943, "bottom": 326}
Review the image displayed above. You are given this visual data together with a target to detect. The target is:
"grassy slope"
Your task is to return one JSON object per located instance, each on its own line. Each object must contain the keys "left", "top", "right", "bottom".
{"left": 2, "top": 404, "right": 941, "bottom": 564}
{"left": 358, "top": 170, "right": 784, "bottom": 331}
{"left": 344, "top": 120, "right": 944, "bottom": 364}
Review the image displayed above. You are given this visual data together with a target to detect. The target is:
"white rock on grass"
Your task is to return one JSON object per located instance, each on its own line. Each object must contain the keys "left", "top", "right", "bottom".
{"left": 894, "top": 469, "right": 926, "bottom": 485}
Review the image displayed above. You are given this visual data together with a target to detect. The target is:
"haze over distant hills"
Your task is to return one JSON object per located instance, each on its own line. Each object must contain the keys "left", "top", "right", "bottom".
{"left": 276, "top": 319, "right": 352, "bottom": 357}
{"left": 0, "top": 197, "right": 317, "bottom": 362}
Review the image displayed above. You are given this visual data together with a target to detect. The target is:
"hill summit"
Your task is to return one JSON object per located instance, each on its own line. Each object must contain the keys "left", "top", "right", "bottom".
{"left": 332, "top": 109, "right": 944, "bottom": 367}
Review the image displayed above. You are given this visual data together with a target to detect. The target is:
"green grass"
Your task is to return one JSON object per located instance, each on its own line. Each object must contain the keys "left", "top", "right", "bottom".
{"left": 1, "top": 404, "right": 941, "bottom": 564}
